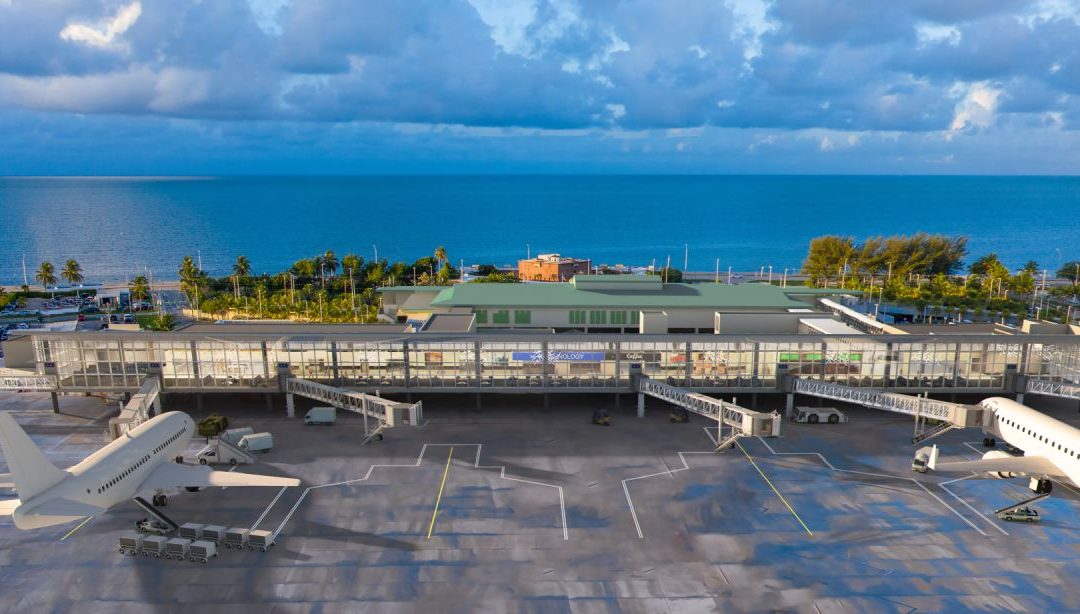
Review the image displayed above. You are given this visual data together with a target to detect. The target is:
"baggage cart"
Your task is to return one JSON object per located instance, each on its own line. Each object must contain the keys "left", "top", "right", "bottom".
{"left": 201, "top": 524, "right": 227, "bottom": 543}
{"left": 248, "top": 529, "right": 275, "bottom": 551}
{"left": 224, "top": 527, "right": 249, "bottom": 549}
{"left": 189, "top": 540, "right": 218, "bottom": 563}
{"left": 178, "top": 522, "right": 204, "bottom": 540}
{"left": 165, "top": 537, "right": 190, "bottom": 560}
{"left": 118, "top": 532, "right": 143, "bottom": 556}
{"left": 141, "top": 535, "right": 168, "bottom": 558}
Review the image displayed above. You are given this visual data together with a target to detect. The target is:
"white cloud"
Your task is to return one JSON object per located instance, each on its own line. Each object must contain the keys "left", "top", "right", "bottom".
{"left": 717, "top": 99, "right": 735, "bottom": 108}
{"left": 947, "top": 81, "right": 1001, "bottom": 139}
{"left": 688, "top": 44, "right": 709, "bottom": 59}
{"left": 915, "top": 23, "right": 961, "bottom": 48}
{"left": 468, "top": 0, "right": 540, "bottom": 57}
{"left": 247, "top": 0, "right": 291, "bottom": 36}
{"left": 59, "top": 2, "right": 142, "bottom": 51}
{"left": 724, "top": 0, "right": 778, "bottom": 70}
{"left": 605, "top": 103, "right": 626, "bottom": 119}
{"left": 819, "top": 136, "right": 834, "bottom": 151}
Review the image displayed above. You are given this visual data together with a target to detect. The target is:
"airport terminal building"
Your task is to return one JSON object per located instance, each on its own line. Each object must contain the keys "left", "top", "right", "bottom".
{"left": 2, "top": 280, "right": 1078, "bottom": 409}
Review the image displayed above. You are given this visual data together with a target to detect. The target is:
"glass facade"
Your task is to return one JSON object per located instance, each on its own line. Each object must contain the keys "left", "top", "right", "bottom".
{"left": 31, "top": 333, "right": 1080, "bottom": 394}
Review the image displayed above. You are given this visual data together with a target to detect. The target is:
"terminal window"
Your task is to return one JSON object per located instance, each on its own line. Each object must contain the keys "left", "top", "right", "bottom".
{"left": 514, "top": 310, "right": 531, "bottom": 324}
{"left": 589, "top": 310, "right": 607, "bottom": 325}
{"left": 569, "top": 310, "right": 586, "bottom": 325}
{"left": 475, "top": 310, "right": 488, "bottom": 324}
{"left": 610, "top": 311, "right": 627, "bottom": 325}
{"left": 492, "top": 310, "right": 510, "bottom": 324}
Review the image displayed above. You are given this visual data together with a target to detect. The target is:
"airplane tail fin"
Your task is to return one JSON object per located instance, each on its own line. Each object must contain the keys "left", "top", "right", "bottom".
{"left": 0, "top": 413, "right": 67, "bottom": 500}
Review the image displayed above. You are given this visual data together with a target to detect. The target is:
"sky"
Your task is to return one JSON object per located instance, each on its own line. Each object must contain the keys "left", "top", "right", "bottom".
{"left": 1, "top": 0, "right": 1080, "bottom": 175}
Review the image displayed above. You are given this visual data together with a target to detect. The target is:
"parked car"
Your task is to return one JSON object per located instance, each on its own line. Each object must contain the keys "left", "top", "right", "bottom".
{"left": 136, "top": 518, "right": 174, "bottom": 535}
{"left": 998, "top": 507, "right": 1040, "bottom": 523}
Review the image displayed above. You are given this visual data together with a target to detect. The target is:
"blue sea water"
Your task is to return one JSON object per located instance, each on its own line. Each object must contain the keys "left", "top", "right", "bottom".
{"left": 0, "top": 175, "right": 1077, "bottom": 282}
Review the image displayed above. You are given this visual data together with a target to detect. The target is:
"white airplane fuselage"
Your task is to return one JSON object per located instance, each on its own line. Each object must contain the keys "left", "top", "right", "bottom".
{"left": 982, "top": 396, "right": 1080, "bottom": 484}
{"left": 14, "top": 412, "right": 194, "bottom": 528}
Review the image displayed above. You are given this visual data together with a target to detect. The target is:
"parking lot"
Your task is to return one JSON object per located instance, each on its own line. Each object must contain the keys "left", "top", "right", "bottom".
{"left": 3, "top": 391, "right": 1080, "bottom": 611}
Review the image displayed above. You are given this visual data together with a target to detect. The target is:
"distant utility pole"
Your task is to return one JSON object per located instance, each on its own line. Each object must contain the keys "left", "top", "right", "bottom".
{"left": 768, "top": 265, "right": 773, "bottom": 284}
{"left": 782, "top": 268, "right": 788, "bottom": 288}
{"left": 197, "top": 250, "right": 202, "bottom": 272}
{"left": 527, "top": 243, "right": 531, "bottom": 259}
{"left": 665, "top": 255, "right": 671, "bottom": 283}
{"left": 21, "top": 255, "right": 27, "bottom": 288}
{"left": 715, "top": 258, "right": 719, "bottom": 283}
{"left": 684, "top": 244, "right": 688, "bottom": 272}
{"left": 727, "top": 266, "right": 732, "bottom": 285}
{"left": 373, "top": 244, "right": 378, "bottom": 264}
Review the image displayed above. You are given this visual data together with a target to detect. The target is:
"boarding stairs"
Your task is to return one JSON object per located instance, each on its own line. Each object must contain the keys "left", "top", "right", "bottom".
{"left": 133, "top": 495, "right": 180, "bottom": 532}
{"left": 285, "top": 378, "right": 424, "bottom": 440}
{"left": 790, "top": 378, "right": 981, "bottom": 444}
{"left": 635, "top": 376, "right": 781, "bottom": 451}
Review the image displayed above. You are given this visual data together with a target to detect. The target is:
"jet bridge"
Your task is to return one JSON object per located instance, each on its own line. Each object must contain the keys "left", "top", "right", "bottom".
{"left": 0, "top": 369, "right": 57, "bottom": 392}
{"left": 634, "top": 375, "right": 781, "bottom": 450}
{"left": 109, "top": 377, "right": 162, "bottom": 439}
{"left": 1025, "top": 378, "right": 1080, "bottom": 400}
{"left": 787, "top": 377, "right": 982, "bottom": 444}
{"left": 285, "top": 378, "right": 423, "bottom": 441}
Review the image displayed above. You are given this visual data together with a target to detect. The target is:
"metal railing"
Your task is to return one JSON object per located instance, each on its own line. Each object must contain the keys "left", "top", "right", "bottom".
{"left": 109, "top": 376, "right": 161, "bottom": 438}
{"left": 286, "top": 377, "right": 423, "bottom": 426}
{"left": 1026, "top": 378, "right": 1080, "bottom": 400}
{"left": 792, "top": 378, "right": 978, "bottom": 425}
{"left": 636, "top": 376, "right": 781, "bottom": 440}
{"left": 0, "top": 371, "right": 57, "bottom": 391}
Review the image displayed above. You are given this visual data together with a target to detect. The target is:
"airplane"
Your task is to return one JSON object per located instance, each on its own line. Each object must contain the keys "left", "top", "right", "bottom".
{"left": 0, "top": 411, "right": 299, "bottom": 530}
{"left": 919, "top": 396, "right": 1080, "bottom": 499}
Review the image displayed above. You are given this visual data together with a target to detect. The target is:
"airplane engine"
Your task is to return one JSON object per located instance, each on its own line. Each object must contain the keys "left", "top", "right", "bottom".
{"left": 983, "top": 450, "right": 1021, "bottom": 479}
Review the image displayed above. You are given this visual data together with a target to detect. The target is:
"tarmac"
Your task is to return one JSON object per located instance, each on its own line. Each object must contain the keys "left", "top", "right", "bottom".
{"left": 2, "top": 390, "right": 1080, "bottom": 612}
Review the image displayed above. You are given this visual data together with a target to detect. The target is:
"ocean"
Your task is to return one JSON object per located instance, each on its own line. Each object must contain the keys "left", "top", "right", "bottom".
{"left": 1, "top": 175, "right": 1077, "bottom": 282}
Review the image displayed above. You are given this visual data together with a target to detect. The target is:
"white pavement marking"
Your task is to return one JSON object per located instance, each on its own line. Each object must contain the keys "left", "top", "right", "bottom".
{"left": 46, "top": 407, "right": 115, "bottom": 452}
{"left": 623, "top": 428, "right": 720, "bottom": 539}
{"left": 754, "top": 436, "right": 991, "bottom": 538}
{"left": 250, "top": 486, "right": 289, "bottom": 531}
{"left": 271, "top": 442, "right": 569, "bottom": 541}
{"left": 219, "top": 464, "right": 239, "bottom": 491}
{"left": 937, "top": 475, "right": 1010, "bottom": 536}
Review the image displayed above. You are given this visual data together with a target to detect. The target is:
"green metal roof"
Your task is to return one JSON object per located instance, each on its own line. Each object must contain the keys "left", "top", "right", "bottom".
{"left": 429, "top": 281, "right": 828, "bottom": 310}
{"left": 376, "top": 286, "right": 450, "bottom": 293}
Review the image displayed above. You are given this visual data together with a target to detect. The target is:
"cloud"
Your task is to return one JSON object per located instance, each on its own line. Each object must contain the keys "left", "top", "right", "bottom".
{"left": 0, "top": 0, "right": 1079, "bottom": 173}
{"left": 947, "top": 81, "right": 1001, "bottom": 139}
{"left": 60, "top": 2, "right": 141, "bottom": 51}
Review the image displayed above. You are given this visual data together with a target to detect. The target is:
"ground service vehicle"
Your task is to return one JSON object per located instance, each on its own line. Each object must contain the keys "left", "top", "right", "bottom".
{"left": 998, "top": 506, "right": 1041, "bottom": 522}
{"left": 238, "top": 432, "right": 274, "bottom": 453}
{"left": 305, "top": 407, "right": 337, "bottom": 425}
{"left": 198, "top": 414, "right": 229, "bottom": 437}
{"left": 793, "top": 407, "right": 848, "bottom": 424}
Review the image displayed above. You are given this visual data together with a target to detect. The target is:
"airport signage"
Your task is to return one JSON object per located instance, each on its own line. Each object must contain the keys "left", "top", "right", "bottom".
{"left": 512, "top": 351, "right": 606, "bottom": 362}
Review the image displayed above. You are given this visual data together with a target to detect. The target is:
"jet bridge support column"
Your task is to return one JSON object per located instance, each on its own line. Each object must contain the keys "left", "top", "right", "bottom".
{"left": 637, "top": 392, "right": 645, "bottom": 418}
{"left": 285, "top": 393, "right": 295, "bottom": 418}
{"left": 50, "top": 392, "right": 60, "bottom": 414}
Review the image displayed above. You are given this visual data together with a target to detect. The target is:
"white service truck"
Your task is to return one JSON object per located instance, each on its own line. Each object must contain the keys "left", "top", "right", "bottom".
{"left": 793, "top": 406, "right": 848, "bottom": 424}
{"left": 220, "top": 427, "right": 254, "bottom": 446}
{"left": 197, "top": 439, "right": 255, "bottom": 465}
{"left": 238, "top": 432, "right": 274, "bottom": 453}
{"left": 305, "top": 407, "right": 337, "bottom": 425}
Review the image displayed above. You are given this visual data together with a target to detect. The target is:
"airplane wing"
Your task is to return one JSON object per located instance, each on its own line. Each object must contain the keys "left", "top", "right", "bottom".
{"left": 30, "top": 498, "right": 105, "bottom": 518}
{"left": 929, "top": 448, "right": 1065, "bottom": 479}
{"left": 139, "top": 463, "right": 300, "bottom": 491}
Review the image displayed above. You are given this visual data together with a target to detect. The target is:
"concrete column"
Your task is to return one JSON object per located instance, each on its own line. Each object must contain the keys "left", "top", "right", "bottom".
{"left": 476, "top": 393, "right": 482, "bottom": 409}
{"left": 543, "top": 393, "right": 550, "bottom": 409}
{"left": 1016, "top": 392, "right": 1025, "bottom": 405}
{"left": 265, "top": 393, "right": 274, "bottom": 412}
{"left": 152, "top": 395, "right": 162, "bottom": 416}
{"left": 285, "top": 393, "right": 295, "bottom": 418}
{"left": 637, "top": 392, "right": 645, "bottom": 418}
{"left": 196, "top": 394, "right": 204, "bottom": 411}
{"left": 785, "top": 392, "right": 794, "bottom": 419}
{"left": 614, "top": 393, "right": 621, "bottom": 409}
{"left": 50, "top": 392, "right": 60, "bottom": 414}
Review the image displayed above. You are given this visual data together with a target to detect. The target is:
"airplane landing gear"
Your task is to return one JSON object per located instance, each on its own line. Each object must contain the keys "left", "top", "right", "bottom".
{"left": 1031, "top": 478, "right": 1053, "bottom": 495}
{"left": 152, "top": 494, "right": 168, "bottom": 507}
{"left": 983, "top": 437, "right": 996, "bottom": 447}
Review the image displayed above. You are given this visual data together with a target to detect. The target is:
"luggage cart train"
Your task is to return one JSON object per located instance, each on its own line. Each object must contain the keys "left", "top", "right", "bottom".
{"left": 119, "top": 522, "right": 276, "bottom": 563}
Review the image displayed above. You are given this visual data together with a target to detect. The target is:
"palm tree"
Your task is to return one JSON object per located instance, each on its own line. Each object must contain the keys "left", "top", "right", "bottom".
{"left": 232, "top": 255, "right": 251, "bottom": 299}
{"left": 434, "top": 246, "right": 448, "bottom": 269}
{"left": 35, "top": 261, "right": 56, "bottom": 289}
{"left": 323, "top": 250, "right": 339, "bottom": 277}
{"left": 178, "top": 255, "right": 202, "bottom": 310}
{"left": 129, "top": 275, "right": 150, "bottom": 301}
{"left": 61, "top": 259, "right": 83, "bottom": 285}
